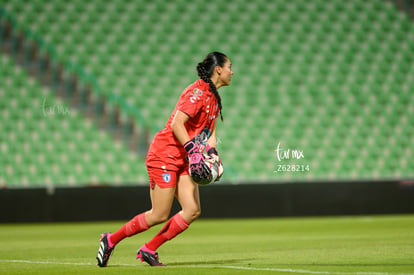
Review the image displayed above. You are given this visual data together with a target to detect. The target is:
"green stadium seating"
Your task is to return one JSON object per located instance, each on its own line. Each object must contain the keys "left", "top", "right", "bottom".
{"left": 0, "top": 54, "right": 148, "bottom": 187}
{"left": 1, "top": 0, "right": 414, "bottom": 185}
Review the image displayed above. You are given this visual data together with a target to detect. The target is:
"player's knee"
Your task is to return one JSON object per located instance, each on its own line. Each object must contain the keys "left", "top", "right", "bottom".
{"left": 181, "top": 207, "right": 201, "bottom": 223}
{"left": 194, "top": 208, "right": 201, "bottom": 219}
{"left": 157, "top": 213, "right": 170, "bottom": 224}
{"left": 190, "top": 207, "right": 201, "bottom": 221}
{"left": 148, "top": 212, "right": 169, "bottom": 225}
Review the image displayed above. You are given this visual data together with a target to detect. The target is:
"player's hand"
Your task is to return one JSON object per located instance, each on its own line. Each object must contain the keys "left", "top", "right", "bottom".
{"left": 206, "top": 144, "right": 221, "bottom": 163}
{"left": 184, "top": 141, "right": 210, "bottom": 182}
{"left": 206, "top": 144, "right": 224, "bottom": 181}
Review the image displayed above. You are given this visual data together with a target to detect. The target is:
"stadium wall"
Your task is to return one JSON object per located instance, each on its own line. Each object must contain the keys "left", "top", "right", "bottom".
{"left": 1, "top": 180, "right": 414, "bottom": 223}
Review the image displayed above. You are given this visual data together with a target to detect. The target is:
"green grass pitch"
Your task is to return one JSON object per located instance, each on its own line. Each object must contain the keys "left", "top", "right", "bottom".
{"left": 1, "top": 215, "right": 413, "bottom": 274}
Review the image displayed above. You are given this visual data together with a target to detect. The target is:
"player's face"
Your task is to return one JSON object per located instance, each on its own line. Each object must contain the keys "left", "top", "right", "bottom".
{"left": 219, "top": 58, "right": 233, "bottom": 87}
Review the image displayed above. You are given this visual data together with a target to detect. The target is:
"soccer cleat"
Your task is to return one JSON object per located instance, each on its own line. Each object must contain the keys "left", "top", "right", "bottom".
{"left": 137, "top": 246, "right": 166, "bottom": 266}
{"left": 96, "top": 233, "right": 115, "bottom": 267}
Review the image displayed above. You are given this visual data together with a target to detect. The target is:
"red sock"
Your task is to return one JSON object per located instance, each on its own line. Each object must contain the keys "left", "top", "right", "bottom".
{"left": 110, "top": 213, "right": 149, "bottom": 246}
{"left": 146, "top": 213, "right": 189, "bottom": 251}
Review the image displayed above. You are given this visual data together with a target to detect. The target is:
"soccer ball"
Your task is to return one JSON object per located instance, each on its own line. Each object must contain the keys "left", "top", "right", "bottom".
{"left": 193, "top": 154, "right": 223, "bottom": 185}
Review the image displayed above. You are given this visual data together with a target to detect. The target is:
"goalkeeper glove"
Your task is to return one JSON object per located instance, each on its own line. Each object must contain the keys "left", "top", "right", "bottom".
{"left": 206, "top": 144, "right": 224, "bottom": 181}
{"left": 184, "top": 141, "right": 211, "bottom": 183}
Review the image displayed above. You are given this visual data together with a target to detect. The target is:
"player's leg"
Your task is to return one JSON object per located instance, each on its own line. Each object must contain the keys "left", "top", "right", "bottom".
{"left": 142, "top": 175, "right": 200, "bottom": 251}
{"left": 146, "top": 184, "right": 177, "bottom": 226}
{"left": 109, "top": 167, "right": 176, "bottom": 244}
{"left": 97, "top": 169, "right": 176, "bottom": 267}
{"left": 110, "top": 184, "right": 176, "bottom": 245}
{"left": 175, "top": 174, "right": 201, "bottom": 223}
{"left": 138, "top": 174, "right": 200, "bottom": 266}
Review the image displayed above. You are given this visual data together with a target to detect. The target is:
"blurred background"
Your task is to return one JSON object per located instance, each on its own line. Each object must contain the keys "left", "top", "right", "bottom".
{"left": 1, "top": 0, "right": 413, "bottom": 221}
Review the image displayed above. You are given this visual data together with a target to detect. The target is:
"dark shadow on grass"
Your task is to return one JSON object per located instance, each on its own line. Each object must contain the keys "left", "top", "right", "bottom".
{"left": 102, "top": 258, "right": 256, "bottom": 268}
{"left": 101, "top": 265, "right": 140, "bottom": 268}
{"left": 169, "top": 258, "right": 257, "bottom": 266}
{"left": 106, "top": 259, "right": 255, "bottom": 268}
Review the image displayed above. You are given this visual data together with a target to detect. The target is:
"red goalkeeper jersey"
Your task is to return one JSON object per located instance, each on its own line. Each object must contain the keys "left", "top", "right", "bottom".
{"left": 146, "top": 79, "right": 220, "bottom": 171}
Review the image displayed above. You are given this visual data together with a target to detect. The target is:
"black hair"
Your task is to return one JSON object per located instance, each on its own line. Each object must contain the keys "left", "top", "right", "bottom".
{"left": 196, "top": 52, "right": 227, "bottom": 121}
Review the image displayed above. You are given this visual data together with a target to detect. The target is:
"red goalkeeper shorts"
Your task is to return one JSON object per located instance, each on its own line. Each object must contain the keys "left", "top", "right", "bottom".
{"left": 147, "top": 165, "right": 190, "bottom": 189}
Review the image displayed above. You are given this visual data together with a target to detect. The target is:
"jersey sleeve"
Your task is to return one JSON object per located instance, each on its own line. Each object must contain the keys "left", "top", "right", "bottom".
{"left": 176, "top": 88, "right": 205, "bottom": 118}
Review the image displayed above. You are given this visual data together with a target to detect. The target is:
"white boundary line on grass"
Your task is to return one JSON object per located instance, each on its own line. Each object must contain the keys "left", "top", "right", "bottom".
{"left": 1, "top": 259, "right": 413, "bottom": 275}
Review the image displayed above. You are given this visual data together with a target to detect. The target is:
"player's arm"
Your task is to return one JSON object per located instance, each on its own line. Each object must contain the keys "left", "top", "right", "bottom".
{"left": 206, "top": 120, "right": 223, "bottom": 181}
{"left": 172, "top": 109, "right": 210, "bottom": 182}
{"left": 171, "top": 110, "right": 191, "bottom": 145}
{"left": 206, "top": 120, "right": 218, "bottom": 148}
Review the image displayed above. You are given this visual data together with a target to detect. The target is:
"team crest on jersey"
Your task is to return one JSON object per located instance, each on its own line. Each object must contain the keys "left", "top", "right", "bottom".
{"left": 190, "top": 89, "right": 203, "bottom": 103}
{"left": 162, "top": 173, "right": 171, "bottom": 183}
{"left": 193, "top": 88, "right": 203, "bottom": 95}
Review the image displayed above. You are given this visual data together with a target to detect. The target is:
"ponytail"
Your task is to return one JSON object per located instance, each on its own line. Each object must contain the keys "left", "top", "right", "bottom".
{"left": 196, "top": 52, "right": 227, "bottom": 121}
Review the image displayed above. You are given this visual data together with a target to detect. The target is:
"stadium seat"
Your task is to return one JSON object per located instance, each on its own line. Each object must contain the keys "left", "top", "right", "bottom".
{"left": 0, "top": 54, "right": 148, "bottom": 186}
{"left": 1, "top": 0, "right": 414, "bottom": 184}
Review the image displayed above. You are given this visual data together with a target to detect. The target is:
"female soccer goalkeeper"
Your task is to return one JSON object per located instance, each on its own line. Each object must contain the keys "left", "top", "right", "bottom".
{"left": 97, "top": 52, "right": 233, "bottom": 267}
